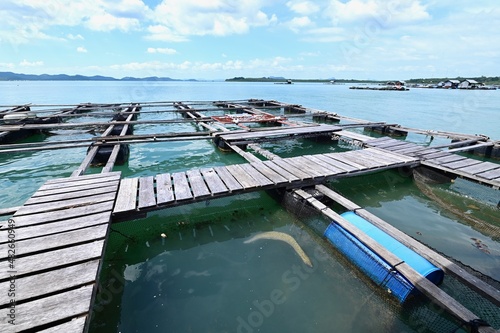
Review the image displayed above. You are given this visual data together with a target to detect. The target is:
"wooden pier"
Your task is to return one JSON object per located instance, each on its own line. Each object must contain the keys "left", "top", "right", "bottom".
{"left": 1, "top": 99, "right": 499, "bottom": 332}
{"left": 0, "top": 172, "right": 120, "bottom": 332}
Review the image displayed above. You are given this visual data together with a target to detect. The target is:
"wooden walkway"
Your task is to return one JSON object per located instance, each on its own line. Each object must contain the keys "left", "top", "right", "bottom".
{"left": 112, "top": 148, "right": 418, "bottom": 218}
{"left": 365, "top": 137, "right": 500, "bottom": 188}
{"left": 0, "top": 172, "right": 120, "bottom": 332}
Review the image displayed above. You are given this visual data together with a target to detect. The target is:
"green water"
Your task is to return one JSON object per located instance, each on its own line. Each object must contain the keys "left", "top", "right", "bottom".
{"left": 1, "top": 81, "right": 499, "bottom": 332}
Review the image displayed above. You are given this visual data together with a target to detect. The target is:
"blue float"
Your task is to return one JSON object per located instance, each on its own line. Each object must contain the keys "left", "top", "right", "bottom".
{"left": 324, "top": 211, "right": 444, "bottom": 302}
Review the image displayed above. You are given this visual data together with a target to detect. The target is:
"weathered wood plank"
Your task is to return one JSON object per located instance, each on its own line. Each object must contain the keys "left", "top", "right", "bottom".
{"left": 0, "top": 225, "right": 108, "bottom": 260}
{"left": 12, "top": 201, "right": 113, "bottom": 228}
{"left": 156, "top": 173, "right": 175, "bottom": 204}
{"left": 14, "top": 192, "right": 115, "bottom": 217}
{"left": 349, "top": 149, "right": 393, "bottom": 166}
{"left": 365, "top": 147, "right": 417, "bottom": 164}
{"left": 476, "top": 168, "right": 500, "bottom": 180}
{"left": 262, "top": 160, "right": 300, "bottom": 182}
{"left": 432, "top": 154, "right": 467, "bottom": 164}
{"left": 25, "top": 184, "right": 117, "bottom": 205}
{"left": 0, "top": 240, "right": 104, "bottom": 280}
{"left": 37, "top": 316, "right": 87, "bottom": 333}
{"left": 270, "top": 158, "right": 312, "bottom": 180}
{"left": 335, "top": 152, "right": 376, "bottom": 169}
{"left": 284, "top": 157, "right": 325, "bottom": 177}
{"left": 225, "top": 164, "right": 260, "bottom": 189}
{"left": 238, "top": 163, "right": 273, "bottom": 186}
{"left": 200, "top": 168, "right": 229, "bottom": 194}
{"left": 421, "top": 151, "right": 452, "bottom": 159}
{"left": 32, "top": 179, "right": 119, "bottom": 197}
{"left": 113, "top": 178, "right": 138, "bottom": 213}
{"left": 0, "top": 285, "right": 94, "bottom": 332}
{"left": 186, "top": 169, "right": 211, "bottom": 198}
{"left": 457, "top": 161, "right": 500, "bottom": 175}
{"left": 213, "top": 166, "right": 244, "bottom": 192}
{"left": 318, "top": 154, "right": 360, "bottom": 172}
{"left": 383, "top": 143, "right": 416, "bottom": 152}
{"left": 44, "top": 171, "right": 120, "bottom": 185}
{"left": 0, "top": 260, "right": 99, "bottom": 306}
{"left": 301, "top": 156, "right": 341, "bottom": 176}
{"left": 138, "top": 176, "right": 156, "bottom": 208}
{"left": 374, "top": 140, "right": 410, "bottom": 149}
{"left": 250, "top": 161, "right": 290, "bottom": 184}
{"left": 0, "top": 212, "right": 110, "bottom": 244}
{"left": 307, "top": 154, "right": 347, "bottom": 174}
{"left": 172, "top": 172, "right": 193, "bottom": 201}
{"left": 441, "top": 158, "right": 483, "bottom": 170}
{"left": 315, "top": 184, "right": 361, "bottom": 210}
{"left": 363, "top": 136, "right": 395, "bottom": 146}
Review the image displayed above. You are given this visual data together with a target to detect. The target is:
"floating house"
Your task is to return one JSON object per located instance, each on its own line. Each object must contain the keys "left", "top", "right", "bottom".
{"left": 443, "top": 79, "right": 460, "bottom": 89}
{"left": 458, "top": 79, "right": 482, "bottom": 89}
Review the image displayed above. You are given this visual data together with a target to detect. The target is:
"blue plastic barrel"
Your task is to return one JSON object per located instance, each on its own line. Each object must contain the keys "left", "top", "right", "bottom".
{"left": 324, "top": 211, "right": 444, "bottom": 302}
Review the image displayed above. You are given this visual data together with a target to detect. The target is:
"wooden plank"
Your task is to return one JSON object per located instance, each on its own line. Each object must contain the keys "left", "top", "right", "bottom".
{"left": 0, "top": 225, "right": 108, "bottom": 260}
{"left": 363, "top": 137, "right": 395, "bottom": 146}
{"left": 304, "top": 155, "right": 344, "bottom": 175}
{"left": 32, "top": 179, "right": 119, "bottom": 197}
{"left": 262, "top": 160, "right": 300, "bottom": 182}
{"left": 101, "top": 144, "right": 121, "bottom": 173}
{"left": 411, "top": 148, "right": 441, "bottom": 157}
{"left": 383, "top": 143, "right": 417, "bottom": 151}
{"left": 0, "top": 261, "right": 99, "bottom": 306}
{"left": 213, "top": 166, "right": 244, "bottom": 192}
{"left": 172, "top": 172, "right": 193, "bottom": 201}
{"left": 37, "top": 317, "right": 87, "bottom": 333}
{"left": 38, "top": 175, "right": 120, "bottom": 192}
{"left": 200, "top": 168, "right": 229, "bottom": 194}
{"left": 113, "top": 178, "right": 138, "bottom": 213}
{"left": 225, "top": 164, "right": 260, "bottom": 189}
{"left": 374, "top": 140, "right": 409, "bottom": 149}
{"left": 421, "top": 151, "right": 452, "bottom": 159}
{"left": 393, "top": 145, "right": 426, "bottom": 155}
{"left": 0, "top": 212, "right": 110, "bottom": 244}
{"left": 315, "top": 184, "right": 361, "bottom": 210}
{"left": 432, "top": 154, "right": 467, "bottom": 164}
{"left": 319, "top": 154, "right": 360, "bottom": 172}
{"left": 349, "top": 149, "right": 392, "bottom": 166}
{"left": 270, "top": 158, "right": 312, "bottom": 180}
{"left": 457, "top": 161, "right": 500, "bottom": 175}
{"left": 12, "top": 201, "right": 113, "bottom": 228}
{"left": 476, "top": 168, "right": 500, "bottom": 180}
{"left": 0, "top": 285, "right": 94, "bottom": 332}
{"left": 0, "top": 206, "right": 19, "bottom": 216}
{"left": 249, "top": 162, "right": 288, "bottom": 184}
{"left": 283, "top": 157, "right": 324, "bottom": 177}
{"left": 0, "top": 240, "right": 104, "bottom": 280}
{"left": 238, "top": 163, "right": 274, "bottom": 186}
{"left": 45, "top": 171, "right": 120, "bottom": 185}
{"left": 138, "top": 176, "right": 156, "bottom": 208}
{"left": 291, "top": 155, "right": 336, "bottom": 177}
{"left": 441, "top": 158, "right": 483, "bottom": 170}
{"left": 337, "top": 151, "right": 378, "bottom": 169}
{"left": 186, "top": 169, "right": 211, "bottom": 198}
{"left": 25, "top": 184, "right": 117, "bottom": 205}
{"left": 156, "top": 173, "right": 175, "bottom": 204}
{"left": 365, "top": 147, "right": 417, "bottom": 164}
{"left": 15, "top": 192, "right": 115, "bottom": 217}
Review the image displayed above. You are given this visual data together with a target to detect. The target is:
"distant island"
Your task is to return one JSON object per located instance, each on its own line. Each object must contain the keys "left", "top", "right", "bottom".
{"left": 226, "top": 76, "right": 500, "bottom": 85}
{"left": 0, "top": 71, "right": 197, "bottom": 82}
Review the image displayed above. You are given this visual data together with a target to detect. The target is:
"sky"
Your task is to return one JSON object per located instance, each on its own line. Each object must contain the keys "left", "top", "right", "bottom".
{"left": 0, "top": 0, "right": 499, "bottom": 80}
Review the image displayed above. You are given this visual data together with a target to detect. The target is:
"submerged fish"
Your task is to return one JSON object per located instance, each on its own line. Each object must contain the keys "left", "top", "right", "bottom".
{"left": 244, "top": 231, "right": 313, "bottom": 267}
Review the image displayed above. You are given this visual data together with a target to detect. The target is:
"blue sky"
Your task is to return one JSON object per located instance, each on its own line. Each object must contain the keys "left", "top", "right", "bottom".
{"left": 1, "top": 0, "right": 499, "bottom": 80}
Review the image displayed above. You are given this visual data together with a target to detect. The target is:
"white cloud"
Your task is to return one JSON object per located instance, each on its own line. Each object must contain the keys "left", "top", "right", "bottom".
{"left": 151, "top": 1, "right": 277, "bottom": 38}
{"left": 67, "top": 33, "right": 84, "bottom": 40}
{"left": 19, "top": 59, "right": 44, "bottom": 67}
{"left": 286, "top": 1, "right": 320, "bottom": 15}
{"left": 86, "top": 13, "right": 140, "bottom": 32}
{"left": 77, "top": 46, "right": 87, "bottom": 53}
{"left": 145, "top": 25, "right": 188, "bottom": 42}
{"left": 285, "top": 16, "right": 313, "bottom": 33}
{"left": 325, "top": 0, "right": 430, "bottom": 26}
{"left": 147, "top": 47, "right": 177, "bottom": 55}
{"left": 0, "top": 62, "right": 15, "bottom": 69}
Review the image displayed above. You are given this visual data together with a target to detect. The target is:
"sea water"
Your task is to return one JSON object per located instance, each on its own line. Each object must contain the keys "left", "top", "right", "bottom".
{"left": 0, "top": 81, "right": 499, "bottom": 332}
